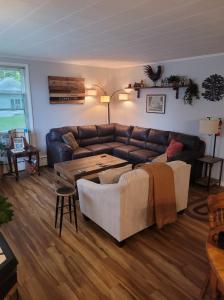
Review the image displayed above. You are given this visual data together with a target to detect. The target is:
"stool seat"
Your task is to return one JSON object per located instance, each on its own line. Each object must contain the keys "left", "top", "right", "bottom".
{"left": 56, "top": 186, "right": 75, "bottom": 197}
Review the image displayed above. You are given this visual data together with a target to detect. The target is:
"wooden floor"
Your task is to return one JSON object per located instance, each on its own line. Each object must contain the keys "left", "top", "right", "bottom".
{"left": 0, "top": 168, "right": 211, "bottom": 300}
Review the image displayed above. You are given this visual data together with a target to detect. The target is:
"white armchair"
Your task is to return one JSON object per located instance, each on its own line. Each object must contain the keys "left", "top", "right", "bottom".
{"left": 77, "top": 161, "right": 191, "bottom": 243}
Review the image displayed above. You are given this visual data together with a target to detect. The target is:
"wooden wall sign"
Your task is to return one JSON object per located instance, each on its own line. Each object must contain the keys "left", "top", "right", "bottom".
{"left": 48, "top": 76, "right": 85, "bottom": 104}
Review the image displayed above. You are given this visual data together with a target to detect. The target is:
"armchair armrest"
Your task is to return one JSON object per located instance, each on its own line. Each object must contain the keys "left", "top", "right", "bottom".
{"left": 47, "top": 141, "right": 73, "bottom": 166}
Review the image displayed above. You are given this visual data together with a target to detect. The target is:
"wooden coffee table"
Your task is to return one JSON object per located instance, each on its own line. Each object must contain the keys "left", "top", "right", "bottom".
{"left": 54, "top": 154, "right": 129, "bottom": 187}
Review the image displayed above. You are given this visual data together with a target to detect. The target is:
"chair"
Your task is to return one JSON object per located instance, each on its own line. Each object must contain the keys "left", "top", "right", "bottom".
{"left": 201, "top": 192, "right": 224, "bottom": 299}
{"left": 55, "top": 186, "right": 78, "bottom": 236}
{"left": 77, "top": 161, "right": 191, "bottom": 244}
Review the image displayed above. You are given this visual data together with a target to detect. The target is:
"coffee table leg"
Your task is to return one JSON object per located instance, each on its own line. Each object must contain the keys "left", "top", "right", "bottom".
{"left": 13, "top": 156, "right": 19, "bottom": 181}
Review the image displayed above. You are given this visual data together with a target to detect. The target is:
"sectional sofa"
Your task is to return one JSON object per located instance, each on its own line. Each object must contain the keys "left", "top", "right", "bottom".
{"left": 46, "top": 123, "right": 205, "bottom": 178}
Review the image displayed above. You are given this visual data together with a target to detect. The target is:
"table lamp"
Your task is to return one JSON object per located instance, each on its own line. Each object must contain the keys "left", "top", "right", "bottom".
{"left": 199, "top": 118, "right": 219, "bottom": 157}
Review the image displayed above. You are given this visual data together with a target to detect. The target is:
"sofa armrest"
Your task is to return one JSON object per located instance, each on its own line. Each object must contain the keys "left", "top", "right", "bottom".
{"left": 47, "top": 141, "right": 73, "bottom": 167}
{"left": 168, "top": 150, "right": 201, "bottom": 163}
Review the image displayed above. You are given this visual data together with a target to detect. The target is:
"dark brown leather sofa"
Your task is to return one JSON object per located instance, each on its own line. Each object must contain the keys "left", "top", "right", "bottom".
{"left": 46, "top": 123, "right": 205, "bottom": 178}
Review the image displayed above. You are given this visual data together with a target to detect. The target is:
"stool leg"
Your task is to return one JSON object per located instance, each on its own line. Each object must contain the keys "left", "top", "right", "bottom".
{"left": 72, "top": 195, "right": 78, "bottom": 232}
{"left": 59, "top": 196, "right": 64, "bottom": 237}
{"left": 55, "top": 195, "right": 59, "bottom": 228}
{"left": 68, "top": 196, "right": 72, "bottom": 223}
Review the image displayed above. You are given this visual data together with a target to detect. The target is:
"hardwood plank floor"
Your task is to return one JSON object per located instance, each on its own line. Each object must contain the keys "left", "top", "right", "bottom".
{"left": 0, "top": 168, "right": 211, "bottom": 300}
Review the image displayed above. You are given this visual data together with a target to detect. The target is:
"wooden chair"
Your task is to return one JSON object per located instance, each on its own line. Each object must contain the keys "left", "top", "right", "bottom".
{"left": 201, "top": 192, "right": 224, "bottom": 299}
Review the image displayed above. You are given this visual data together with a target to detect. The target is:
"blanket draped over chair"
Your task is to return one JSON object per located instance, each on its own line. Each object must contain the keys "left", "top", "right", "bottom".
{"left": 139, "top": 163, "right": 177, "bottom": 229}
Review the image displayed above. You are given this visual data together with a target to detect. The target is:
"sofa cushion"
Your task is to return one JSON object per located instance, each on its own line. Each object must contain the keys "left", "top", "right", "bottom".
{"left": 96, "top": 124, "right": 115, "bottom": 143}
{"left": 114, "top": 124, "right": 133, "bottom": 144}
{"left": 49, "top": 126, "right": 78, "bottom": 142}
{"left": 72, "top": 147, "right": 93, "bottom": 159}
{"left": 131, "top": 126, "right": 149, "bottom": 140}
{"left": 78, "top": 125, "right": 100, "bottom": 147}
{"left": 62, "top": 132, "right": 79, "bottom": 150}
{"left": 166, "top": 139, "right": 184, "bottom": 158}
{"left": 129, "top": 149, "right": 158, "bottom": 163}
{"left": 98, "top": 164, "right": 132, "bottom": 184}
{"left": 85, "top": 144, "right": 112, "bottom": 155}
{"left": 147, "top": 129, "right": 169, "bottom": 145}
{"left": 146, "top": 142, "right": 167, "bottom": 154}
{"left": 113, "top": 145, "right": 139, "bottom": 160}
{"left": 104, "top": 142, "right": 125, "bottom": 149}
{"left": 168, "top": 132, "right": 200, "bottom": 151}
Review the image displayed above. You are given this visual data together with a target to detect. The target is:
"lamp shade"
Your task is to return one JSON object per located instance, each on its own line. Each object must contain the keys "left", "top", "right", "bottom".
{"left": 100, "top": 95, "right": 110, "bottom": 103}
{"left": 118, "top": 93, "right": 129, "bottom": 101}
{"left": 199, "top": 119, "right": 219, "bottom": 134}
{"left": 86, "top": 89, "right": 97, "bottom": 96}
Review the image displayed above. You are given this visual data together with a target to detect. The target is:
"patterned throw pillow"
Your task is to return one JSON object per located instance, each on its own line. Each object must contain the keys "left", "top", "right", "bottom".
{"left": 62, "top": 132, "right": 79, "bottom": 151}
{"left": 166, "top": 139, "right": 183, "bottom": 158}
{"left": 152, "top": 153, "right": 167, "bottom": 162}
{"left": 98, "top": 164, "right": 132, "bottom": 184}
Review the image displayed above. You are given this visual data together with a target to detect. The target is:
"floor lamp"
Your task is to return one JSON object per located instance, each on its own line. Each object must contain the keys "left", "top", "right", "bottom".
{"left": 199, "top": 118, "right": 219, "bottom": 157}
{"left": 86, "top": 85, "right": 130, "bottom": 124}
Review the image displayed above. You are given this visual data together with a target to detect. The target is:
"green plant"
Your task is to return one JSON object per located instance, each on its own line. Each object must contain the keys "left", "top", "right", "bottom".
{"left": 167, "top": 75, "right": 181, "bottom": 85}
{"left": 0, "top": 195, "right": 13, "bottom": 225}
{"left": 184, "top": 79, "right": 199, "bottom": 105}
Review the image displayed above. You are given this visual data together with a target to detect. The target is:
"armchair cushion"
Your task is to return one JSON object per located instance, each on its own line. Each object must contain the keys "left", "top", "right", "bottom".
{"left": 98, "top": 164, "right": 132, "bottom": 184}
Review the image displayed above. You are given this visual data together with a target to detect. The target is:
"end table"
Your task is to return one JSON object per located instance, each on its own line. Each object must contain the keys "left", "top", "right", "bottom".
{"left": 196, "top": 155, "right": 223, "bottom": 191}
{"left": 7, "top": 145, "right": 40, "bottom": 181}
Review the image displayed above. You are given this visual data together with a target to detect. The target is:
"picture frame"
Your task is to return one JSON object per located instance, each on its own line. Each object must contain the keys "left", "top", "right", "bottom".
{"left": 146, "top": 94, "right": 166, "bottom": 114}
{"left": 13, "top": 137, "right": 24, "bottom": 152}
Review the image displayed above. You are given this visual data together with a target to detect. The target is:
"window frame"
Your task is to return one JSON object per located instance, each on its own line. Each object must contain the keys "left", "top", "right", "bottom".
{"left": 0, "top": 62, "right": 34, "bottom": 132}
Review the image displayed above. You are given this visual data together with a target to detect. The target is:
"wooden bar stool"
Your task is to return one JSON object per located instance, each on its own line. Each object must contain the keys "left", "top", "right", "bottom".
{"left": 55, "top": 186, "right": 78, "bottom": 236}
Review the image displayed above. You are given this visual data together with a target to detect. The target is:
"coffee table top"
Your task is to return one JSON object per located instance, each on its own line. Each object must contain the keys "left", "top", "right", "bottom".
{"left": 54, "top": 154, "right": 129, "bottom": 183}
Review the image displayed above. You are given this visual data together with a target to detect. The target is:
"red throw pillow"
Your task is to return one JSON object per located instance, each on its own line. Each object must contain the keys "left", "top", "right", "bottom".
{"left": 166, "top": 139, "right": 183, "bottom": 158}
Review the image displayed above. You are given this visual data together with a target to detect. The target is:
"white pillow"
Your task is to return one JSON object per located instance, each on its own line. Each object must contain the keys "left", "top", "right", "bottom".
{"left": 152, "top": 153, "right": 167, "bottom": 163}
{"left": 98, "top": 164, "right": 132, "bottom": 184}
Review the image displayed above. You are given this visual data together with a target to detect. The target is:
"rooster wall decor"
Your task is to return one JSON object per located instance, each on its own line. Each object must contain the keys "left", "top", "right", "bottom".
{"left": 144, "top": 65, "right": 162, "bottom": 86}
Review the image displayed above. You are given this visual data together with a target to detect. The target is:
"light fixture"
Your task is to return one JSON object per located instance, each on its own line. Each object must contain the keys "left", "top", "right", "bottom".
{"left": 86, "top": 89, "right": 97, "bottom": 96}
{"left": 118, "top": 93, "right": 129, "bottom": 101}
{"left": 100, "top": 95, "right": 110, "bottom": 103}
{"left": 199, "top": 118, "right": 219, "bottom": 157}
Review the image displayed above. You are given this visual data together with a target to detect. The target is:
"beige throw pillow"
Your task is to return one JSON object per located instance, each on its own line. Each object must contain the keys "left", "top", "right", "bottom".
{"left": 62, "top": 132, "right": 79, "bottom": 150}
{"left": 152, "top": 153, "right": 167, "bottom": 163}
{"left": 98, "top": 164, "right": 132, "bottom": 184}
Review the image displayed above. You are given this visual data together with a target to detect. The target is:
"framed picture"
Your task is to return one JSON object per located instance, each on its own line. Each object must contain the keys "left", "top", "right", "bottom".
{"left": 13, "top": 137, "right": 24, "bottom": 152}
{"left": 146, "top": 94, "right": 166, "bottom": 114}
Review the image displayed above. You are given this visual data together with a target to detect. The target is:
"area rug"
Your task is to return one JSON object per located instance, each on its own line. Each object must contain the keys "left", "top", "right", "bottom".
{"left": 185, "top": 185, "right": 224, "bottom": 222}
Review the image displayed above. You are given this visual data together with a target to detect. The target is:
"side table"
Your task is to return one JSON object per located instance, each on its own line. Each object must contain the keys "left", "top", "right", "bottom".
{"left": 196, "top": 155, "right": 223, "bottom": 191}
{"left": 7, "top": 146, "right": 40, "bottom": 181}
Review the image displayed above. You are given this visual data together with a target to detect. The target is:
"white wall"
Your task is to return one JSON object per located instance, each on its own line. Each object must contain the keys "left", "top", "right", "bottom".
{"left": 0, "top": 57, "right": 114, "bottom": 156}
{"left": 111, "top": 54, "right": 224, "bottom": 158}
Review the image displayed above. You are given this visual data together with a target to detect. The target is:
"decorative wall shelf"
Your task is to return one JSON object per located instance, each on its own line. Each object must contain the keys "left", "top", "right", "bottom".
{"left": 134, "top": 85, "right": 189, "bottom": 99}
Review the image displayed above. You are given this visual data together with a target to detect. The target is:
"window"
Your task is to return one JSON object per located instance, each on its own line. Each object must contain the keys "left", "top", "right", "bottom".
{"left": 0, "top": 66, "right": 31, "bottom": 132}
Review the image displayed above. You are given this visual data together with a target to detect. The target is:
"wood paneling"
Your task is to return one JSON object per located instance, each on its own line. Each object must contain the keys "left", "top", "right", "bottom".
{"left": 0, "top": 168, "right": 210, "bottom": 300}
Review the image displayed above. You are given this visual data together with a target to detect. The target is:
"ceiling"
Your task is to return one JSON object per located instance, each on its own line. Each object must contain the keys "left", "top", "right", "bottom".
{"left": 1, "top": 0, "right": 224, "bottom": 68}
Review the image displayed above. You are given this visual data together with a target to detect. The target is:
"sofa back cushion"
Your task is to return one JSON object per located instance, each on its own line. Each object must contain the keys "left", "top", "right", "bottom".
{"left": 129, "top": 126, "right": 149, "bottom": 148}
{"left": 48, "top": 126, "right": 78, "bottom": 142}
{"left": 97, "top": 124, "right": 115, "bottom": 143}
{"left": 114, "top": 124, "right": 133, "bottom": 144}
{"left": 168, "top": 132, "right": 200, "bottom": 151}
{"left": 146, "top": 129, "right": 169, "bottom": 154}
{"left": 78, "top": 125, "right": 99, "bottom": 146}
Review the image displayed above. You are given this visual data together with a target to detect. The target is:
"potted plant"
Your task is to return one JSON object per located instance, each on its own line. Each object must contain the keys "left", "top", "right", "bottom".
{"left": 184, "top": 79, "right": 199, "bottom": 105}
{"left": 0, "top": 142, "right": 6, "bottom": 179}
{"left": 0, "top": 195, "right": 13, "bottom": 225}
{"left": 167, "top": 75, "right": 181, "bottom": 88}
